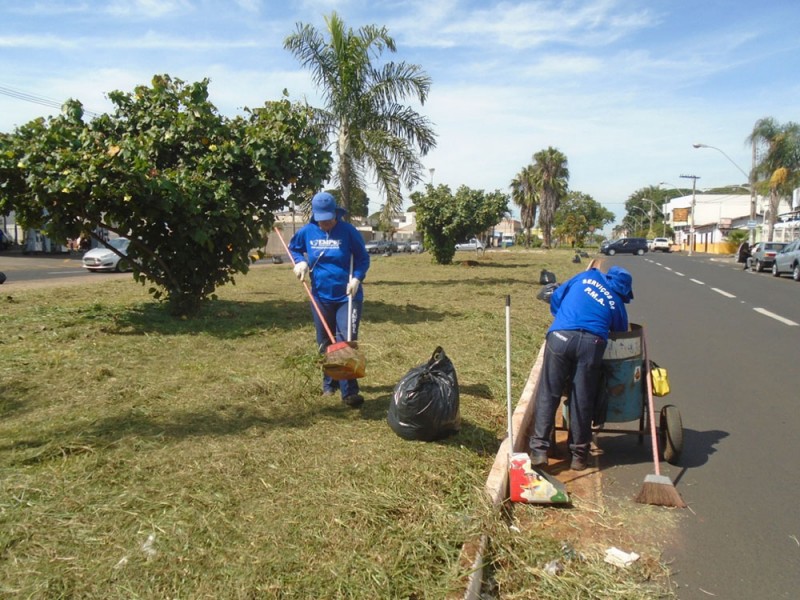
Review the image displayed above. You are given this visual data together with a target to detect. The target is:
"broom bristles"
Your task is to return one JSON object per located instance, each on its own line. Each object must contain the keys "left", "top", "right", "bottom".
{"left": 634, "top": 474, "right": 687, "bottom": 508}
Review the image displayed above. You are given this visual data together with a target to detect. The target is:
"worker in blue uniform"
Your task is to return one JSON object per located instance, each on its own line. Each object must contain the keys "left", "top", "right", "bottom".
{"left": 529, "top": 266, "right": 634, "bottom": 470}
{"left": 289, "top": 192, "right": 371, "bottom": 407}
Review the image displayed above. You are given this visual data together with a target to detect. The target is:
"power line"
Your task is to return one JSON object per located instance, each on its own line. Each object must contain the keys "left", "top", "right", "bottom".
{"left": 0, "top": 84, "right": 100, "bottom": 118}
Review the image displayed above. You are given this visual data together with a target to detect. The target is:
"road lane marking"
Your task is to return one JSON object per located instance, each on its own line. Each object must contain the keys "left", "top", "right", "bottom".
{"left": 753, "top": 308, "right": 799, "bottom": 326}
{"left": 675, "top": 272, "right": 685, "bottom": 276}
{"left": 690, "top": 279, "right": 705, "bottom": 285}
{"left": 712, "top": 288, "right": 736, "bottom": 298}
{"left": 664, "top": 267, "right": 673, "bottom": 271}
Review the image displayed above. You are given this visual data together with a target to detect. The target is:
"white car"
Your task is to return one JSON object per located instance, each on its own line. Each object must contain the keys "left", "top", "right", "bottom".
{"left": 650, "top": 238, "right": 672, "bottom": 252}
{"left": 455, "top": 238, "right": 485, "bottom": 251}
{"left": 82, "top": 238, "right": 132, "bottom": 272}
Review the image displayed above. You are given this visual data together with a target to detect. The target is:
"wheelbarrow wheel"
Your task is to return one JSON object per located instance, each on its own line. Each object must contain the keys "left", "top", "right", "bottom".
{"left": 659, "top": 404, "right": 683, "bottom": 465}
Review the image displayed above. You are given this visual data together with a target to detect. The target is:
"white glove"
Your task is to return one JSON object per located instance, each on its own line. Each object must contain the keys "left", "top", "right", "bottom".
{"left": 346, "top": 277, "right": 360, "bottom": 297}
{"left": 293, "top": 261, "right": 309, "bottom": 282}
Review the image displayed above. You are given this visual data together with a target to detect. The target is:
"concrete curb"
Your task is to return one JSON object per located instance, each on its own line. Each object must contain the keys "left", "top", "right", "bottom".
{"left": 456, "top": 344, "right": 546, "bottom": 599}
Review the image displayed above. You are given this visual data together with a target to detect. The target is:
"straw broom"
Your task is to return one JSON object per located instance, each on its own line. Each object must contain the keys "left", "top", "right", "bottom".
{"left": 634, "top": 327, "right": 687, "bottom": 508}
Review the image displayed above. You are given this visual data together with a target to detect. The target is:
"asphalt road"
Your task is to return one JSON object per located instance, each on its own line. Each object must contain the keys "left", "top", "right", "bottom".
{"left": 596, "top": 251, "right": 800, "bottom": 599}
{"left": 0, "top": 251, "right": 131, "bottom": 291}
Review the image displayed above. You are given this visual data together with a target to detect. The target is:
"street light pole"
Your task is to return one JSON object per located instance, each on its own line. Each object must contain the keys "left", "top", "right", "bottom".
{"left": 630, "top": 205, "right": 649, "bottom": 236}
{"left": 640, "top": 198, "right": 663, "bottom": 234}
{"left": 680, "top": 174, "right": 700, "bottom": 255}
{"left": 693, "top": 142, "right": 756, "bottom": 244}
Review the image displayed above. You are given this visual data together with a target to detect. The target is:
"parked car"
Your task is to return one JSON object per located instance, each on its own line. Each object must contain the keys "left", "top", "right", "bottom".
{"left": 746, "top": 241, "right": 788, "bottom": 272}
{"left": 455, "top": 238, "right": 485, "bottom": 251}
{"left": 599, "top": 237, "right": 648, "bottom": 256}
{"left": 650, "top": 237, "right": 672, "bottom": 252}
{"left": 81, "top": 237, "right": 132, "bottom": 272}
{"left": 409, "top": 240, "right": 422, "bottom": 253}
{"left": 771, "top": 239, "right": 800, "bottom": 281}
{"left": 395, "top": 240, "right": 411, "bottom": 253}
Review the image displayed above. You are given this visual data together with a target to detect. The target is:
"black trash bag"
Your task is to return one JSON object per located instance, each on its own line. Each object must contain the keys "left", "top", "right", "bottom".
{"left": 0, "top": 272, "right": 5, "bottom": 285}
{"left": 388, "top": 346, "right": 461, "bottom": 441}
{"left": 539, "top": 269, "right": 556, "bottom": 285}
{"left": 536, "top": 282, "right": 560, "bottom": 304}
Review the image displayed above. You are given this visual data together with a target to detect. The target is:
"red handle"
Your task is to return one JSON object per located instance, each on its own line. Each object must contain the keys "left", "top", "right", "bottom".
{"left": 273, "top": 227, "right": 336, "bottom": 345}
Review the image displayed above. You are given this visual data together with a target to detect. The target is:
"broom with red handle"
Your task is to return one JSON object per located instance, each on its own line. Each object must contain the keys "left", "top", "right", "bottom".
{"left": 273, "top": 227, "right": 364, "bottom": 380}
{"left": 634, "top": 326, "right": 687, "bottom": 508}
{"left": 274, "top": 227, "right": 338, "bottom": 345}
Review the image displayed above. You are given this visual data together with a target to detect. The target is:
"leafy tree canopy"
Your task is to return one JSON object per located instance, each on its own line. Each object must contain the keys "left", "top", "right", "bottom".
{"left": 0, "top": 75, "right": 331, "bottom": 315}
{"left": 412, "top": 184, "right": 508, "bottom": 264}
{"left": 553, "top": 191, "right": 614, "bottom": 246}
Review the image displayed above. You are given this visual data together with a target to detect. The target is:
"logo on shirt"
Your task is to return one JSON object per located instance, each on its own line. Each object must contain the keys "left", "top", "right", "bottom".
{"left": 310, "top": 239, "right": 341, "bottom": 250}
{"left": 581, "top": 277, "right": 616, "bottom": 310}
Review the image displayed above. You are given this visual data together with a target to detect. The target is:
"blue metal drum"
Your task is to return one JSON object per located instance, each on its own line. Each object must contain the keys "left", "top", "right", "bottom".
{"left": 599, "top": 324, "right": 644, "bottom": 423}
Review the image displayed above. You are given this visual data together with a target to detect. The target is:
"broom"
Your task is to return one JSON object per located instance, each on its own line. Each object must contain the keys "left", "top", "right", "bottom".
{"left": 273, "top": 227, "right": 365, "bottom": 380}
{"left": 635, "top": 326, "right": 686, "bottom": 508}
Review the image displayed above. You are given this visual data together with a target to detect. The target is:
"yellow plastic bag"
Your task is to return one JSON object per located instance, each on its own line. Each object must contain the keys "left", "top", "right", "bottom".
{"left": 650, "top": 361, "right": 670, "bottom": 396}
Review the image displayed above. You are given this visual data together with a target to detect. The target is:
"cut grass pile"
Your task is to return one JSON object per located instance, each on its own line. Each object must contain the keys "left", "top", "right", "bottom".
{"left": 0, "top": 248, "right": 673, "bottom": 598}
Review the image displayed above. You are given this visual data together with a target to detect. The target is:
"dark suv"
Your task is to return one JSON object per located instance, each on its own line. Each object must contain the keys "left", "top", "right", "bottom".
{"left": 600, "top": 237, "right": 649, "bottom": 256}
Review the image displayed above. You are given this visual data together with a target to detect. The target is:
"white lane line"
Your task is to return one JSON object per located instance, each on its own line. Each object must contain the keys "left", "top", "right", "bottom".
{"left": 675, "top": 272, "right": 685, "bottom": 277}
{"left": 712, "top": 288, "right": 736, "bottom": 298}
{"left": 690, "top": 278, "right": 705, "bottom": 285}
{"left": 753, "top": 308, "right": 799, "bottom": 326}
{"left": 664, "top": 267, "right": 673, "bottom": 271}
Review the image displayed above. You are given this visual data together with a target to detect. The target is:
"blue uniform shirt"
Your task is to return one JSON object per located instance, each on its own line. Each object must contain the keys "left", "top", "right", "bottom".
{"left": 548, "top": 268, "right": 629, "bottom": 340}
{"left": 288, "top": 217, "right": 370, "bottom": 303}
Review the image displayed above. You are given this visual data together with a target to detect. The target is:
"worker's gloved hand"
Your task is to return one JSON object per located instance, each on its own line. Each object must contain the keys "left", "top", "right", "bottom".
{"left": 346, "top": 277, "right": 360, "bottom": 297}
{"left": 293, "top": 261, "right": 309, "bottom": 282}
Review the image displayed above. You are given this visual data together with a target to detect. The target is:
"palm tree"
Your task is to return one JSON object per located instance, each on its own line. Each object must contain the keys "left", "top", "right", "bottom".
{"left": 284, "top": 12, "right": 436, "bottom": 219}
{"left": 532, "top": 147, "right": 569, "bottom": 248}
{"left": 747, "top": 117, "right": 800, "bottom": 240}
{"left": 510, "top": 164, "right": 539, "bottom": 247}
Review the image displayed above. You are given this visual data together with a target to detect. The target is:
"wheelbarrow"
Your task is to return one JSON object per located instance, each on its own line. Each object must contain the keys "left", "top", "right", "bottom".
{"left": 558, "top": 323, "right": 684, "bottom": 464}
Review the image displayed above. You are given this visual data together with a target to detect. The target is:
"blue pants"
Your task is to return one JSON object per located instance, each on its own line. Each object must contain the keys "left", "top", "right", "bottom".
{"left": 530, "top": 330, "right": 607, "bottom": 459}
{"left": 311, "top": 297, "right": 362, "bottom": 398}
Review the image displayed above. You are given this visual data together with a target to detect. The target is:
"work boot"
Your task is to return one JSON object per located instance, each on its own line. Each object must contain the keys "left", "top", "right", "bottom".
{"left": 530, "top": 451, "right": 548, "bottom": 467}
{"left": 570, "top": 454, "right": 588, "bottom": 471}
{"left": 342, "top": 394, "right": 364, "bottom": 408}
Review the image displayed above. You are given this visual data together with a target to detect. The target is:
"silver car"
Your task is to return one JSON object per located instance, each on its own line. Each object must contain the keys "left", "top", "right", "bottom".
{"left": 747, "top": 241, "right": 788, "bottom": 272}
{"left": 82, "top": 237, "right": 131, "bottom": 272}
{"left": 772, "top": 239, "right": 800, "bottom": 281}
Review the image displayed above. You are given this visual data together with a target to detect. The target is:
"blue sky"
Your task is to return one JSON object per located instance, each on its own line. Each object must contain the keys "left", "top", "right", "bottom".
{"left": 2, "top": 0, "right": 798, "bottom": 226}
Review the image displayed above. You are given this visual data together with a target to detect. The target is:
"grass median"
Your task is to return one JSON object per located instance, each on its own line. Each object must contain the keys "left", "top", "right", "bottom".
{"left": 0, "top": 248, "right": 673, "bottom": 598}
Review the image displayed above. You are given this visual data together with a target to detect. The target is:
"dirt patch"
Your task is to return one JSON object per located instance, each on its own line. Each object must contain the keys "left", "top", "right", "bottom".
{"left": 510, "top": 432, "right": 677, "bottom": 574}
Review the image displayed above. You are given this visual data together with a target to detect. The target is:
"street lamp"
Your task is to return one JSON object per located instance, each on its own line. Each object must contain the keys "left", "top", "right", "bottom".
{"left": 693, "top": 142, "right": 757, "bottom": 244}
{"left": 640, "top": 198, "right": 664, "bottom": 235}
{"left": 630, "top": 205, "right": 649, "bottom": 235}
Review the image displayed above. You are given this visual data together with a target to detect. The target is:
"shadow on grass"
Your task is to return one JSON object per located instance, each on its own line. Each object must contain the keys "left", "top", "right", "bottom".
{"left": 0, "top": 383, "right": 34, "bottom": 420}
{"left": 2, "top": 400, "right": 379, "bottom": 465}
{"left": 110, "top": 298, "right": 462, "bottom": 338}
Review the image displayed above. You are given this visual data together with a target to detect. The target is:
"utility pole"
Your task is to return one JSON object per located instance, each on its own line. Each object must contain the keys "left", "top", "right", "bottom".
{"left": 680, "top": 174, "right": 700, "bottom": 255}
{"left": 750, "top": 138, "right": 757, "bottom": 245}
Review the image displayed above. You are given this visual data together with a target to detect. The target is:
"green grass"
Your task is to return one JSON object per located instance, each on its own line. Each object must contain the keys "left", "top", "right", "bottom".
{"left": 0, "top": 249, "right": 673, "bottom": 598}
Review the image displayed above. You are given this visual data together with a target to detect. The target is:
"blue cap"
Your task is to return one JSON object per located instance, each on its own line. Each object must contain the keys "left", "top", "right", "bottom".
{"left": 311, "top": 192, "right": 338, "bottom": 221}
